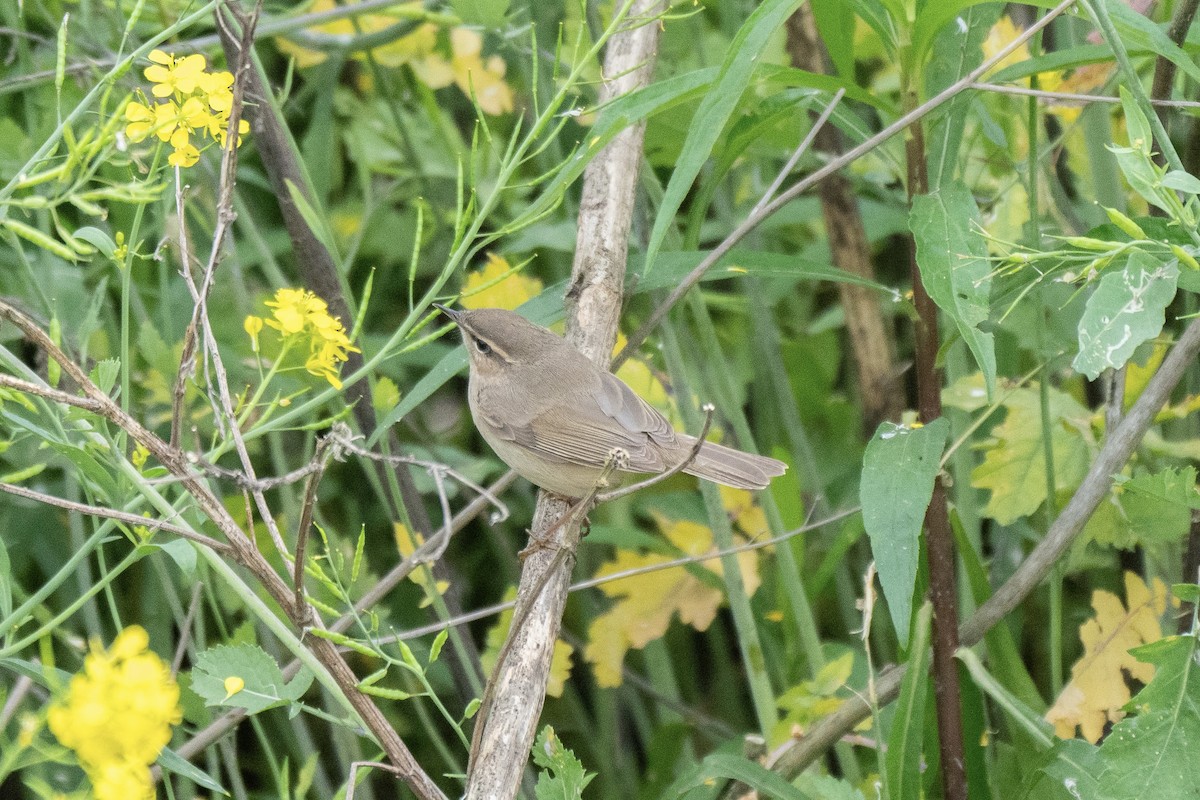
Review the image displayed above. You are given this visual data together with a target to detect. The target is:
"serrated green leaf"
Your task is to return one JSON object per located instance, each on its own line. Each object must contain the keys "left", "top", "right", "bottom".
{"left": 1095, "top": 635, "right": 1200, "bottom": 799}
{"left": 1073, "top": 252, "right": 1179, "bottom": 380}
{"left": 191, "top": 643, "right": 311, "bottom": 714}
{"left": 1118, "top": 466, "right": 1198, "bottom": 545}
{"left": 533, "top": 726, "right": 595, "bottom": 800}
{"left": 89, "top": 357, "right": 120, "bottom": 395}
{"left": 910, "top": 183, "right": 996, "bottom": 398}
{"left": 861, "top": 419, "right": 948, "bottom": 644}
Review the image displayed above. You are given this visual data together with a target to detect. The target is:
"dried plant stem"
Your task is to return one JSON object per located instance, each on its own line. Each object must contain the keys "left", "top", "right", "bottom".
{"left": 464, "top": 3, "right": 665, "bottom": 797}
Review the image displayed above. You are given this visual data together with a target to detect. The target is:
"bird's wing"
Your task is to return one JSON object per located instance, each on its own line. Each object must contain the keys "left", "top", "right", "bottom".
{"left": 480, "top": 370, "right": 679, "bottom": 472}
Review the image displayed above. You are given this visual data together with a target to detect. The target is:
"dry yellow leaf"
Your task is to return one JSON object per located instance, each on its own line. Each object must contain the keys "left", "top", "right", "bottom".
{"left": 275, "top": 0, "right": 436, "bottom": 69}
{"left": 583, "top": 515, "right": 761, "bottom": 688}
{"left": 1046, "top": 571, "right": 1170, "bottom": 742}
{"left": 481, "top": 588, "right": 574, "bottom": 697}
{"left": 460, "top": 253, "right": 542, "bottom": 311}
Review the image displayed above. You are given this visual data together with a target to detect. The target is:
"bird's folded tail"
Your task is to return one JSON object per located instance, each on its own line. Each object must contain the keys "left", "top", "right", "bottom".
{"left": 681, "top": 439, "right": 787, "bottom": 490}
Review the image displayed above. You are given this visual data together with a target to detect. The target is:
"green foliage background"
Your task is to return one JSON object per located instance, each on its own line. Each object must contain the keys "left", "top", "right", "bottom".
{"left": 2, "top": 0, "right": 1200, "bottom": 798}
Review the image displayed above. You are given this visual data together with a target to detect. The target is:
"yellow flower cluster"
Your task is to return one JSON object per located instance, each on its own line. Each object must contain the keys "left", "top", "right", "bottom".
{"left": 245, "top": 288, "right": 359, "bottom": 389}
{"left": 124, "top": 49, "right": 250, "bottom": 168}
{"left": 47, "top": 626, "right": 182, "bottom": 800}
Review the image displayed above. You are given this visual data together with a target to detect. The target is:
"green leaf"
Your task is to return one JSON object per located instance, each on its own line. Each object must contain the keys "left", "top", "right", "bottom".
{"left": 1095, "top": 634, "right": 1200, "bottom": 799}
{"left": 972, "top": 386, "right": 1092, "bottom": 525}
{"left": 72, "top": 226, "right": 116, "bottom": 259}
{"left": 89, "top": 357, "right": 120, "bottom": 396}
{"left": 910, "top": 183, "right": 996, "bottom": 398}
{"left": 191, "top": 643, "right": 314, "bottom": 714}
{"left": 666, "top": 751, "right": 813, "bottom": 799}
{"left": 1073, "top": 252, "right": 1179, "bottom": 380}
{"left": 532, "top": 726, "right": 595, "bottom": 800}
{"left": 1116, "top": 466, "right": 1198, "bottom": 545}
{"left": 450, "top": 0, "right": 509, "bottom": 27}
{"left": 861, "top": 418, "right": 948, "bottom": 645}
{"left": 923, "top": 4, "right": 1000, "bottom": 188}
{"left": 1107, "top": 0, "right": 1200, "bottom": 86}
{"left": 812, "top": 0, "right": 854, "bottom": 77}
{"left": 644, "top": 0, "right": 804, "bottom": 275}
{"left": 886, "top": 603, "right": 933, "bottom": 800}
{"left": 1162, "top": 170, "right": 1200, "bottom": 196}
{"left": 158, "top": 746, "right": 229, "bottom": 795}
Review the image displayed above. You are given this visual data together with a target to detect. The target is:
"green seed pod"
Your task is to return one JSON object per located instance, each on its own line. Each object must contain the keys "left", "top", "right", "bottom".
{"left": 1171, "top": 245, "right": 1200, "bottom": 271}
{"left": 1104, "top": 207, "right": 1146, "bottom": 239}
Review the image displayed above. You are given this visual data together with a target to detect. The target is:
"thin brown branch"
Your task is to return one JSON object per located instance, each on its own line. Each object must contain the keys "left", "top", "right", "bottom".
{"left": 0, "top": 481, "right": 232, "bottom": 553}
{"left": 294, "top": 431, "right": 337, "bottom": 613}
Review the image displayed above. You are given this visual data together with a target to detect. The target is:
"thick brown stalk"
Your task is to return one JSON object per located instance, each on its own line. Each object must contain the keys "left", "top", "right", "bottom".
{"left": 784, "top": 6, "right": 901, "bottom": 430}
{"left": 904, "top": 105, "right": 966, "bottom": 800}
{"left": 464, "top": 4, "right": 664, "bottom": 797}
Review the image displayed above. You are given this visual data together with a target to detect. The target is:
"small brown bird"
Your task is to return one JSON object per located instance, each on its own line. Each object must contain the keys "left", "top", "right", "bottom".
{"left": 435, "top": 304, "right": 786, "bottom": 498}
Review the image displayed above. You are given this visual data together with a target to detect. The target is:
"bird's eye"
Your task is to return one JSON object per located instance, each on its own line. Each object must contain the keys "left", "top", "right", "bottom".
{"left": 473, "top": 337, "right": 492, "bottom": 355}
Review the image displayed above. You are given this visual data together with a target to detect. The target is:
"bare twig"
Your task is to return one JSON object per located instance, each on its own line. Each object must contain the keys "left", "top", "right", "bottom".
{"left": 969, "top": 80, "right": 1200, "bottom": 109}
{"left": 466, "top": 3, "right": 665, "bottom": 795}
{"left": 596, "top": 403, "right": 714, "bottom": 502}
{"left": 294, "top": 432, "right": 338, "bottom": 613}
{"left": 0, "top": 481, "right": 232, "bottom": 553}
{"left": 750, "top": 88, "right": 845, "bottom": 217}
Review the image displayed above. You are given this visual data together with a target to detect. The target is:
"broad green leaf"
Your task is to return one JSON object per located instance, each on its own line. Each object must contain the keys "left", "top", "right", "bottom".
{"left": 972, "top": 386, "right": 1092, "bottom": 525}
{"left": 812, "top": 0, "right": 854, "bottom": 77}
{"left": 1095, "top": 635, "right": 1200, "bottom": 799}
{"left": 924, "top": 4, "right": 1000, "bottom": 188}
{"left": 191, "top": 643, "right": 314, "bottom": 714}
{"left": 1073, "top": 252, "right": 1179, "bottom": 380}
{"left": 644, "top": 0, "right": 804, "bottom": 275}
{"left": 665, "top": 751, "right": 813, "bottom": 799}
{"left": 912, "top": 0, "right": 1056, "bottom": 70}
{"left": 910, "top": 182, "right": 996, "bottom": 398}
{"left": 886, "top": 603, "right": 933, "bottom": 800}
{"left": 450, "top": 0, "right": 509, "bottom": 27}
{"left": 1020, "top": 739, "right": 1103, "bottom": 800}
{"left": 1117, "top": 466, "right": 1199, "bottom": 545}
{"left": 861, "top": 418, "right": 948, "bottom": 644}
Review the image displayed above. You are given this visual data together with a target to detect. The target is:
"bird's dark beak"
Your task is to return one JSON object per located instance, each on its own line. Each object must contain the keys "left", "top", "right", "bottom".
{"left": 432, "top": 303, "right": 460, "bottom": 324}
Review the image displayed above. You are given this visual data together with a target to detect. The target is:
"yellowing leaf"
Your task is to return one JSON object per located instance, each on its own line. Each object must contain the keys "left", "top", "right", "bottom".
{"left": 393, "top": 523, "right": 449, "bottom": 606}
{"left": 583, "top": 516, "right": 761, "bottom": 688}
{"left": 719, "top": 485, "right": 769, "bottom": 539}
{"left": 481, "top": 588, "right": 573, "bottom": 697}
{"left": 612, "top": 332, "right": 678, "bottom": 423}
{"left": 410, "top": 27, "right": 514, "bottom": 115}
{"left": 460, "top": 253, "right": 542, "bottom": 310}
{"left": 275, "top": 0, "right": 436, "bottom": 69}
{"left": 772, "top": 652, "right": 854, "bottom": 741}
{"left": 982, "top": 17, "right": 1033, "bottom": 80}
{"left": 971, "top": 385, "right": 1094, "bottom": 525}
{"left": 1046, "top": 572, "right": 1171, "bottom": 742}
{"left": 1124, "top": 340, "right": 1167, "bottom": 410}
